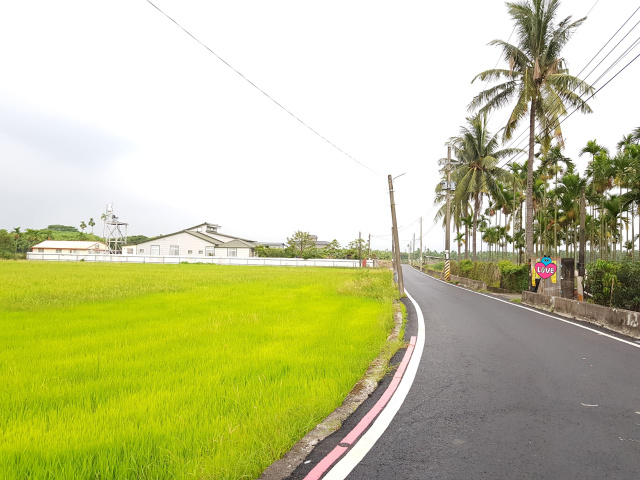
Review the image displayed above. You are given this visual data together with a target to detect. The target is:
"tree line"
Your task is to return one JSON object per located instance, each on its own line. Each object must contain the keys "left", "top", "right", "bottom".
{"left": 434, "top": 0, "right": 640, "bottom": 264}
{"left": 0, "top": 225, "right": 149, "bottom": 259}
{"left": 255, "top": 230, "right": 394, "bottom": 260}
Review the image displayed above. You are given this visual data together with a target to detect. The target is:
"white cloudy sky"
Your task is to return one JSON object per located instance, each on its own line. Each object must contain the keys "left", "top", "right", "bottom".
{"left": 1, "top": 0, "right": 638, "bottom": 250}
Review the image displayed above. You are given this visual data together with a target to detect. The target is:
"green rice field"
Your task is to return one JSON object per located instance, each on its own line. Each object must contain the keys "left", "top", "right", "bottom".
{"left": 0, "top": 261, "right": 397, "bottom": 479}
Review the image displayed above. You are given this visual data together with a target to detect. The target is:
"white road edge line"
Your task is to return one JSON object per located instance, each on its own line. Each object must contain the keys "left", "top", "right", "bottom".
{"left": 415, "top": 268, "right": 640, "bottom": 350}
{"left": 322, "top": 290, "right": 426, "bottom": 480}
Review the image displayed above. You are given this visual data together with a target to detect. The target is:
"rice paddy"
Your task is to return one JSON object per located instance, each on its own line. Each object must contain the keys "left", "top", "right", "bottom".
{"left": 0, "top": 261, "right": 397, "bottom": 479}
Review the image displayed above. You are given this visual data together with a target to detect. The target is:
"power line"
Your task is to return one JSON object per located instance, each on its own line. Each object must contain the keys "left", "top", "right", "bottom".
{"left": 146, "top": 0, "right": 383, "bottom": 177}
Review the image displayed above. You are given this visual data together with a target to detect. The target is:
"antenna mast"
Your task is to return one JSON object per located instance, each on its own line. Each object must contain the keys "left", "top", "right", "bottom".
{"left": 102, "top": 203, "right": 128, "bottom": 254}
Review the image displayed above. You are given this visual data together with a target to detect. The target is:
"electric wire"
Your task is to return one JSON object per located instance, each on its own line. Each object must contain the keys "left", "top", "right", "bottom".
{"left": 146, "top": 0, "right": 383, "bottom": 177}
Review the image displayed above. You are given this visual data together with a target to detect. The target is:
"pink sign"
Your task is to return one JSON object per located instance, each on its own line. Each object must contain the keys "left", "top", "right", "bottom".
{"left": 535, "top": 257, "right": 557, "bottom": 279}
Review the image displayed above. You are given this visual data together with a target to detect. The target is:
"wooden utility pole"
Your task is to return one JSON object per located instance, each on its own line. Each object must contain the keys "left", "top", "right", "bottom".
{"left": 419, "top": 217, "right": 423, "bottom": 272}
{"left": 388, "top": 174, "right": 404, "bottom": 296}
{"left": 577, "top": 186, "right": 586, "bottom": 301}
{"left": 445, "top": 146, "right": 452, "bottom": 281}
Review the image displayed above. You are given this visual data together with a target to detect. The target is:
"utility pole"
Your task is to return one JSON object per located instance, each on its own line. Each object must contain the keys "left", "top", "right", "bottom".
{"left": 388, "top": 174, "right": 404, "bottom": 296}
{"left": 391, "top": 227, "right": 395, "bottom": 277}
{"left": 412, "top": 233, "right": 416, "bottom": 267}
{"left": 368, "top": 233, "right": 371, "bottom": 259}
{"left": 419, "top": 217, "right": 423, "bottom": 272}
{"left": 358, "top": 231, "right": 362, "bottom": 260}
{"left": 577, "top": 186, "right": 586, "bottom": 301}
{"left": 444, "top": 146, "right": 452, "bottom": 281}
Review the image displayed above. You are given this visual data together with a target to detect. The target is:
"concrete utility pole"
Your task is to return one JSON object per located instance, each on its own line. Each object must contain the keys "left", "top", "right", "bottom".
{"left": 445, "top": 146, "right": 452, "bottom": 281}
{"left": 419, "top": 217, "right": 423, "bottom": 272}
{"left": 412, "top": 233, "right": 416, "bottom": 267}
{"left": 368, "top": 233, "right": 371, "bottom": 259}
{"left": 391, "top": 227, "right": 395, "bottom": 276}
{"left": 577, "top": 186, "right": 586, "bottom": 301}
{"left": 388, "top": 174, "right": 405, "bottom": 297}
{"left": 358, "top": 231, "right": 362, "bottom": 260}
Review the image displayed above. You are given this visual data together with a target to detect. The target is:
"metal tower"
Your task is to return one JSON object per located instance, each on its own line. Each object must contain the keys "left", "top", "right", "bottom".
{"left": 102, "top": 203, "right": 128, "bottom": 254}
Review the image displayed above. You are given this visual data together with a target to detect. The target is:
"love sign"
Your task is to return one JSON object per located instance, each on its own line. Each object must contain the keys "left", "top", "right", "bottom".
{"left": 534, "top": 256, "right": 557, "bottom": 279}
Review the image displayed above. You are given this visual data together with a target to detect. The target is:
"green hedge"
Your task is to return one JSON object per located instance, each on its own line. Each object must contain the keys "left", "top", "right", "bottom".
{"left": 585, "top": 260, "right": 640, "bottom": 311}
{"left": 447, "top": 259, "right": 528, "bottom": 292}
{"left": 497, "top": 260, "right": 529, "bottom": 292}
{"left": 450, "top": 260, "right": 501, "bottom": 288}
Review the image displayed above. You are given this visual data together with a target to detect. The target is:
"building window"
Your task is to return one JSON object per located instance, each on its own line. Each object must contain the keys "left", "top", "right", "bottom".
{"left": 38, "top": 248, "right": 44, "bottom": 253}
{"left": 228, "top": 248, "right": 237, "bottom": 257}
{"left": 198, "top": 250, "right": 203, "bottom": 255}
{"left": 139, "top": 248, "right": 144, "bottom": 254}
{"left": 55, "top": 249, "right": 62, "bottom": 253}
{"left": 187, "top": 250, "right": 192, "bottom": 254}
{"left": 205, "top": 246, "right": 215, "bottom": 256}
{"left": 126, "top": 248, "right": 134, "bottom": 254}
{"left": 70, "top": 250, "right": 77, "bottom": 254}
{"left": 170, "top": 245, "right": 179, "bottom": 255}
{"left": 150, "top": 245, "right": 160, "bottom": 255}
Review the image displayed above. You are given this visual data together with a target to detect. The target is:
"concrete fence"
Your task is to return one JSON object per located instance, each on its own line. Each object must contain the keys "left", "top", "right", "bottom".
{"left": 522, "top": 291, "right": 640, "bottom": 338}
{"left": 26, "top": 252, "right": 378, "bottom": 268}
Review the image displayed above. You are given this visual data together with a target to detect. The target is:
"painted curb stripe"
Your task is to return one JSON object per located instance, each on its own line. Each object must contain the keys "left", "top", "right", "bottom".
{"left": 321, "top": 290, "right": 426, "bottom": 480}
{"left": 303, "top": 335, "right": 417, "bottom": 480}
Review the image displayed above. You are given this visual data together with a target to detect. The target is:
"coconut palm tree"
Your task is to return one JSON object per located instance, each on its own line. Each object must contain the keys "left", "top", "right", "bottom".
{"left": 449, "top": 113, "right": 517, "bottom": 261}
{"left": 469, "top": 0, "right": 593, "bottom": 264}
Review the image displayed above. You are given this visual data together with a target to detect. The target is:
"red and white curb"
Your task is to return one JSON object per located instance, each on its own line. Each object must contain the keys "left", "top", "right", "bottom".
{"left": 304, "top": 290, "right": 426, "bottom": 480}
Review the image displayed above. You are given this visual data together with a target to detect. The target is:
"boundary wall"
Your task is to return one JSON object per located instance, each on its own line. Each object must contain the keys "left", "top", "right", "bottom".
{"left": 522, "top": 291, "right": 640, "bottom": 338}
{"left": 26, "top": 253, "right": 375, "bottom": 268}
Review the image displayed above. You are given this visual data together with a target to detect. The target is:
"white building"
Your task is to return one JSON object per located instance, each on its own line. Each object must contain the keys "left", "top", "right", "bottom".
{"left": 123, "top": 223, "right": 258, "bottom": 258}
{"left": 31, "top": 240, "right": 108, "bottom": 254}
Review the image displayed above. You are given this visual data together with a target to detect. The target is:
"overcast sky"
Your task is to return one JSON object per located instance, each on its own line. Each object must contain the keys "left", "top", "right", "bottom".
{"left": 1, "top": 0, "right": 638, "bottom": 250}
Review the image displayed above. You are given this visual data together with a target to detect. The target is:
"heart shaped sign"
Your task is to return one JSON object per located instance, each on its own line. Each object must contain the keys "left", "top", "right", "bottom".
{"left": 535, "top": 256, "right": 557, "bottom": 279}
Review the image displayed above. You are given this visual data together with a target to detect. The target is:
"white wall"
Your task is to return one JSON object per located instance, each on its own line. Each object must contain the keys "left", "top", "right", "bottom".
{"left": 129, "top": 232, "right": 214, "bottom": 256}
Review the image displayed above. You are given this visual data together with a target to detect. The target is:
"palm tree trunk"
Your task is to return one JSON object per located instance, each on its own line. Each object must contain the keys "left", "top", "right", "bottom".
{"left": 472, "top": 193, "right": 480, "bottom": 261}
{"left": 554, "top": 170, "right": 558, "bottom": 256}
{"left": 526, "top": 98, "right": 536, "bottom": 264}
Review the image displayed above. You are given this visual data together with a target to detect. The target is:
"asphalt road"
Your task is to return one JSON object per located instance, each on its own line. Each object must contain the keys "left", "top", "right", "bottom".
{"left": 343, "top": 266, "right": 640, "bottom": 479}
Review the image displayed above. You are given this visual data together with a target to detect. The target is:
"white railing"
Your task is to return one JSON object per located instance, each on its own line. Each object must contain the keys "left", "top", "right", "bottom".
{"left": 26, "top": 253, "right": 376, "bottom": 268}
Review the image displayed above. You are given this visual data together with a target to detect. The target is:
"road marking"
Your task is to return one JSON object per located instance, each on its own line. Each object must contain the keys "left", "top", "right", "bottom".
{"left": 304, "top": 338, "right": 416, "bottom": 480}
{"left": 322, "top": 290, "right": 426, "bottom": 480}
{"left": 414, "top": 269, "right": 640, "bottom": 350}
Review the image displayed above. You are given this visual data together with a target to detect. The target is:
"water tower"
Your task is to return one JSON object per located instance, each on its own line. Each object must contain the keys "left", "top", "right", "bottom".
{"left": 102, "top": 203, "right": 128, "bottom": 254}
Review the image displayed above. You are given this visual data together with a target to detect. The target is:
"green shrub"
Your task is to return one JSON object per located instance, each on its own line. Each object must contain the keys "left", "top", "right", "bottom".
{"left": 585, "top": 260, "right": 640, "bottom": 310}
{"left": 430, "top": 261, "right": 444, "bottom": 272}
{"left": 498, "top": 260, "right": 529, "bottom": 292}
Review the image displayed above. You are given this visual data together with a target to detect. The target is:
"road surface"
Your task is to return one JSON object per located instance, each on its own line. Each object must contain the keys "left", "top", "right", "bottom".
{"left": 291, "top": 266, "right": 640, "bottom": 479}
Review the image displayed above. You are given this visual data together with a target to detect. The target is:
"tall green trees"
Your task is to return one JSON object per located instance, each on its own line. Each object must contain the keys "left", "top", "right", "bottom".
{"left": 470, "top": 0, "right": 593, "bottom": 262}
{"left": 449, "top": 113, "right": 516, "bottom": 260}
